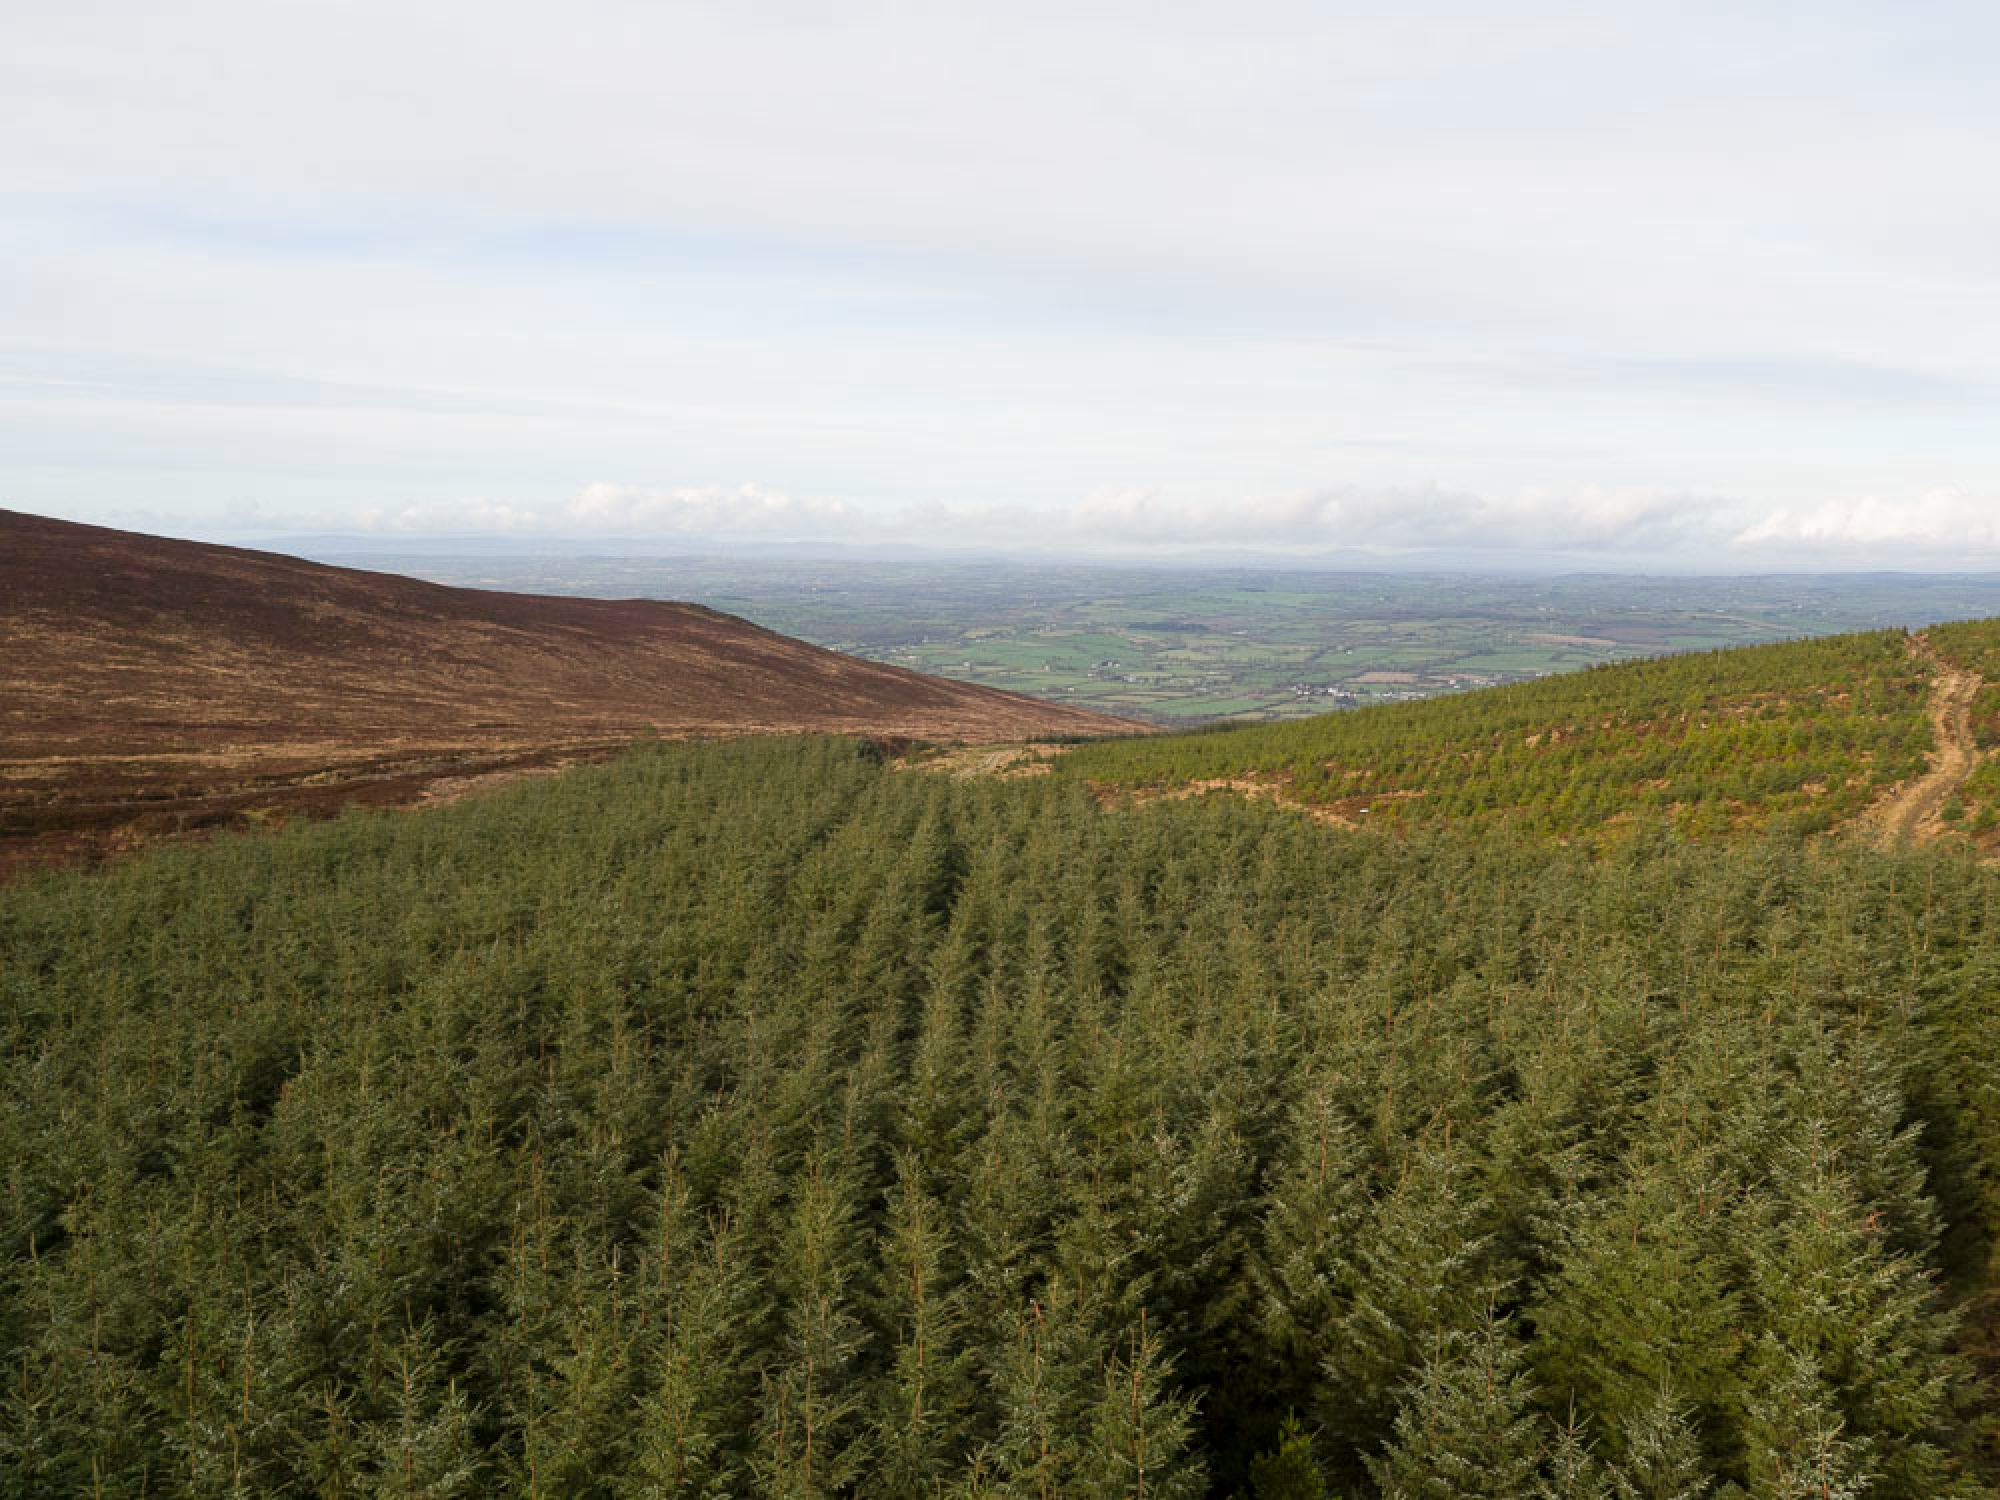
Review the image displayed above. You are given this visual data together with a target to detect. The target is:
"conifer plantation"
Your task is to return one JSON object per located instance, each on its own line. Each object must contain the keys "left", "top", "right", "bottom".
{"left": 1059, "top": 629, "right": 1944, "bottom": 841}
{"left": 6, "top": 700, "right": 2000, "bottom": 1495}
{"left": 15, "top": 0, "right": 1998, "bottom": 1489}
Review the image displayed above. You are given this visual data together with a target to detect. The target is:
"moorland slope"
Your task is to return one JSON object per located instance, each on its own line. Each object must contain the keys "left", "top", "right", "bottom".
{"left": 0, "top": 509, "right": 1132, "bottom": 871}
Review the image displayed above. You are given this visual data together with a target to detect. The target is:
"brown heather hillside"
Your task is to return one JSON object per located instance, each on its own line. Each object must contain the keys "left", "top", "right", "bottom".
{"left": 0, "top": 509, "right": 1136, "bottom": 873}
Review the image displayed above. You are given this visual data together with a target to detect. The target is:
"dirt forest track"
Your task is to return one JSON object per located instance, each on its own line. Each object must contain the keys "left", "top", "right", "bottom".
{"left": 0, "top": 509, "right": 1139, "bottom": 877}
{"left": 1863, "top": 633, "right": 1986, "bottom": 849}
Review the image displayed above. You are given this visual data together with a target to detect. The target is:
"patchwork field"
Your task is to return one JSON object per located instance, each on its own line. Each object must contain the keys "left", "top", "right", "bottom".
{"left": 321, "top": 553, "right": 2000, "bottom": 724}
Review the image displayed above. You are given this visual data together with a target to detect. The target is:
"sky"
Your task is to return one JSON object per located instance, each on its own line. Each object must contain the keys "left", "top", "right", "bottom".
{"left": 4, "top": 1, "right": 1999, "bottom": 568}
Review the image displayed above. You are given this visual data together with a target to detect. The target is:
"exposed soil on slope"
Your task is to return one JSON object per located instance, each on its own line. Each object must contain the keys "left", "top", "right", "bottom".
{"left": 904, "top": 742, "right": 1072, "bottom": 779}
{"left": 0, "top": 509, "right": 1138, "bottom": 876}
{"left": 1132, "top": 773, "right": 1363, "bottom": 828}
{"left": 1861, "top": 634, "right": 1985, "bottom": 849}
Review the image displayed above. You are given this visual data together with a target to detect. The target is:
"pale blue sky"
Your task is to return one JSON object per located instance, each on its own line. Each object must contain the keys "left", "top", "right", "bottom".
{"left": 5, "top": 1, "right": 1999, "bottom": 564}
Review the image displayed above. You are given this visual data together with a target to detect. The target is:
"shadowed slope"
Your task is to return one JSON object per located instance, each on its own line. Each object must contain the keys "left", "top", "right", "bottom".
{"left": 0, "top": 509, "right": 1135, "bottom": 870}
{"left": 0, "top": 509, "right": 1135, "bottom": 750}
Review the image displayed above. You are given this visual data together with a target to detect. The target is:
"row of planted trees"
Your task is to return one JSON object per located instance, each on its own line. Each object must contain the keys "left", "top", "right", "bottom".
{"left": 4, "top": 735, "right": 1998, "bottom": 1496}
{"left": 1060, "top": 628, "right": 1935, "bottom": 840}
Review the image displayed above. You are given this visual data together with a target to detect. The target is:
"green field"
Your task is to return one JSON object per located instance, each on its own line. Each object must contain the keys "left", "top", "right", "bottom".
{"left": 325, "top": 553, "right": 2000, "bottom": 724}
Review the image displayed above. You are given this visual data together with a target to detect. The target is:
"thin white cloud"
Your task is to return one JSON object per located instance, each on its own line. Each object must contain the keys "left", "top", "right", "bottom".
{"left": 565, "top": 483, "right": 857, "bottom": 537}
{"left": 348, "top": 499, "right": 556, "bottom": 535}
{"left": 98, "top": 480, "right": 2000, "bottom": 568}
{"left": 997, "top": 485, "right": 1721, "bottom": 553}
{"left": 312, "top": 481, "right": 1736, "bottom": 558}
{"left": 3, "top": 4, "right": 1998, "bottom": 560}
{"left": 1732, "top": 490, "right": 2000, "bottom": 553}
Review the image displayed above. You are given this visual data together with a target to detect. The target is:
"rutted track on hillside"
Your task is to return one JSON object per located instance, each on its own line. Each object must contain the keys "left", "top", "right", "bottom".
{"left": 1863, "top": 634, "right": 1985, "bottom": 848}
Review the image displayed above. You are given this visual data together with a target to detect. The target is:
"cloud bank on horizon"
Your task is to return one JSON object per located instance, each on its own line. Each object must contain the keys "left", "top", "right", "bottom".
{"left": 4, "top": 1, "right": 1998, "bottom": 567}
{"left": 230, "top": 480, "right": 1997, "bottom": 570}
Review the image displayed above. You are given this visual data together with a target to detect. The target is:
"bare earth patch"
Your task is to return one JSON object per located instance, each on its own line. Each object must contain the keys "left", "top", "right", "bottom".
{"left": 904, "top": 743, "right": 1075, "bottom": 779}
{"left": 1858, "top": 634, "right": 1986, "bottom": 850}
{"left": 1127, "top": 773, "right": 1362, "bottom": 829}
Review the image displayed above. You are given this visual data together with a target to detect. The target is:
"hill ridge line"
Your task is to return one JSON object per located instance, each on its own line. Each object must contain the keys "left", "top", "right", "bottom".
{"left": 0, "top": 507, "right": 1138, "bottom": 877}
